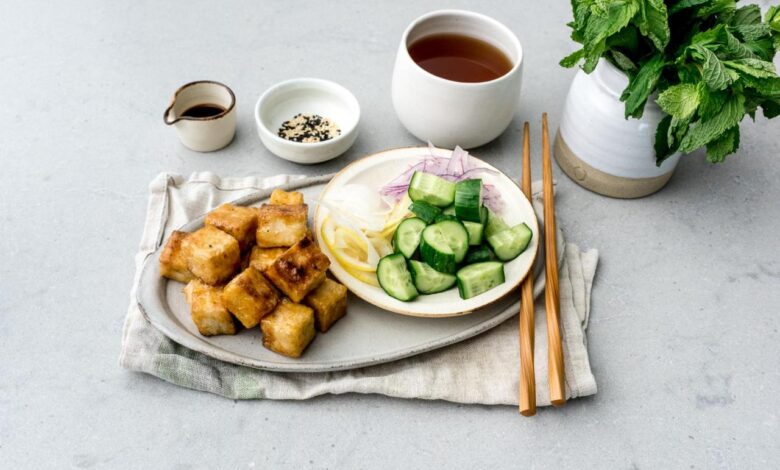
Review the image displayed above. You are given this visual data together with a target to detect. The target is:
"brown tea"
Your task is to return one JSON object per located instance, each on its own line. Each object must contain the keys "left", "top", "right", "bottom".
{"left": 181, "top": 103, "right": 226, "bottom": 118}
{"left": 408, "top": 33, "right": 513, "bottom": 83}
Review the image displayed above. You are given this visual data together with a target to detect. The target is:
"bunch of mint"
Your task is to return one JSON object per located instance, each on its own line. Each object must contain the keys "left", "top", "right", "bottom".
{"left": 560, "top": 0, "right": 780, "bottom": 164}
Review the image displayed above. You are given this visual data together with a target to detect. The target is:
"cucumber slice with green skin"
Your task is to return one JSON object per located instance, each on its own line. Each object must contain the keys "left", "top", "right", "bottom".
{"left": 408, "top": 201, "right": 441, "bottom": 224}
{"left": 487, "top": 223, "right": 533, "bottom": 261}
{"left": 392, "top": 217, "right": 426, "bottom": 259}
{"left": 434, "top": 214, "right": 459, "bottom": 223}
{"left": 454, "top": 179, "right": 483, "bottom": 222}
{"left": 419, "top": 220, "right": 469, "bottom": 274}
{"left": 456, "top": 262, "right": 505, "bottom": 299}
{"left": 462, "top": 220, "right": 484, "bottom": 245}
{"left": 442, "top": 205, "right": 456, "bottom": 216}
{"left": 484, "top": 208, "right": 509, "bottom": 238}
{"left": 408, "top": 172, "right": 456, "bottom": 207}
{"left": 463, "top": 245, "right": 494, "bottom": 264}
{"left": 377, "top": 253, "right": 419, "bottom": 301}
{"left": 407, "top": 260, "right": 457, "bottom": 294}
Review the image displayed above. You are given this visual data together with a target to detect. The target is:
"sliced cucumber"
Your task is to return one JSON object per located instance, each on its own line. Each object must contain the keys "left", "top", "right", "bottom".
{"left": 407, "top": 260, "right": 457, "bottom": 294}
{"left": 434, "top": 214, "right": 459, "bottom": 223}
{"left": 442, "top": 205, "right": 456, "bottom": 216}
{"left": 408, "top": 172, "right": 456, "bottom": 207}
{"left": 419, "top": 220, "right": 469, "bottom": 274}
{"left": 454, "top": 179, "right": 483, "bottom": 222}
{"left": 463, "top": 245, "right": 494, "bottom": 264}
{"left": 377, "top": 253, "right": 418, "bottom": 301}
{"left": 393, "top": 217, "right": 426, "bottom": 259}
{"left": 487, "top": 223, "right": 533, "bottom": 261}
{"left": 462, "top": 220, "right": 484, "bottom": 245}
{"left": 456, "top": 262, "right": 505, "bottom": 299}
{"left": 484, "top": 207, "right": 509, "bottom": 238}
{"left": 408, "top": 201, "right": 441, "bottom": 224}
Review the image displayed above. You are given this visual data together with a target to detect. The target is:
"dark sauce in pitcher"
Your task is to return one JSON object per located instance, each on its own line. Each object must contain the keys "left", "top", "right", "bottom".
{"left": 181, "top": 103, "right": 226, "bottom": 118}
{"left": 408, "top": 33, "right": 513, "bottom": 83}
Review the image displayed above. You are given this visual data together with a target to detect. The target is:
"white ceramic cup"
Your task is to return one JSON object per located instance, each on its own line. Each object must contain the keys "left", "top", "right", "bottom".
{"left": 391, "top": 10, "right": 524, "bottom": 149}
{"left": 164, "top": 80, "right": 237, "bottom": 152}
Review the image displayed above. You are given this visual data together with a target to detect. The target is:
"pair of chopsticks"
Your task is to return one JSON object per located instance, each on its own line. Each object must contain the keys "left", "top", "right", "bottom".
{"left": 518, "top": 113, "right": 566, "bottom": 416}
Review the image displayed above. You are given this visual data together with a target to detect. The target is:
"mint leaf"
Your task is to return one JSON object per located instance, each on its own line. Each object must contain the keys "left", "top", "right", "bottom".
{"left": 609, "top": 50, "right": 638, "bottom": 73}
{"left": 761, "top": 100, "right": 780, "bottom": 119}
{"left": 669, "top": 0, "right": 708, "bottom": 14}
{"left": 560, "top": 49, "right": 586, "bottom": 68}
{"left": 694, "top": 0, "right": 736, "bottom": 19}
{"left": 621, "top": 53, "right": 665, "bottom": 118}
{"left": 636, "top": 0, "right": 670, "bottom": 50}
{"left": 654, "top": 114, "right": 674, "bottom": 163}
{"left": 724, "top": 58, "right": 777, "bottom": 78}
{"left": 742, "top": 75, "right": 780, "bottom": 98}
{"left": 722, "top": 28, "right": 758, "bottom": 59}
{"left": 679, "top": 93, "right": 745, "bottom": 152}
{"left": 705, "top": 126, "right": 740, "bottom": 163}
{"left": 733, "top": 24, "right": 771, "bottom": 42}
{"left": 697, "top": 85, "right": 728, "bottom": 116}
{"left": 730, "top": 4, "right": 762, "bottom": 27}
{"left": 691, "top": 44, "right": 731, "bottom": 90}
{"left": 767, "top": 6, "right": 780, "bottom": 33}
{"left": 583, "top": 0, "right": 640, "bottom": 51}
{"left": 656, "top": 83, "right": 700, "bottom": 119}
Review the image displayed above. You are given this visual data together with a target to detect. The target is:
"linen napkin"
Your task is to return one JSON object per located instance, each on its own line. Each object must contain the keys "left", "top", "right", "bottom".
{"left": 120, "top": 172, "right": 598, "bottom": 406}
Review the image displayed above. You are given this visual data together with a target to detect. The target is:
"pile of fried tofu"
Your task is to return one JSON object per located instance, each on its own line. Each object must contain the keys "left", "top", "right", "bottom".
{"left": 159, "top": 188, "right": 347, "bottom": 358}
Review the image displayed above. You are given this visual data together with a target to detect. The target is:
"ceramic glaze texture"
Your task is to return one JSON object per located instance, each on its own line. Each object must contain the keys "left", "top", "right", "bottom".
{"left": 558, "top": 59, "right": 680, "bottom": 179}
{"left": 391, "top": 10, "right": 523, "bottom": 149}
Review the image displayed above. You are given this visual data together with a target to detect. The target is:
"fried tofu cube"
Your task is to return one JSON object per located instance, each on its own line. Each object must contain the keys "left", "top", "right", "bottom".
{"left": 260, "top": 299, "right": 315, "bottom": 358}
{"left": 182, "top": 226, "right": 241, "bottom": 285}
{"left": 265, "top": 237, "right": 331, "bottom": 302}
{"left": 183, "top": 280, "right": 236, "bottom": 336}
{"left": 222, "top": 267, "right": 279, "bottom": 328}
{"left": 248, "top": 246, "right": 286, "bottom": 273}
{"left": 255, "top": 204, "right": 308, "bottom": 248}
{"left": 303, "top": 278, "right": 347, "bottom": 333}
{"left": 159, "top": 231, "right": 194, "bottom": 283}
{"left": 204, "top": 204, "right": 257, "bottom": 249}
{"left": 269, "top": 188, "right": 305, "bottom": 205}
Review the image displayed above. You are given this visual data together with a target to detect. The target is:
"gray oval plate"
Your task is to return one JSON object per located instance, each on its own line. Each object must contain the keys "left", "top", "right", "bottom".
{"left": 136, "top": 175, "right": 562, "bottom": 372}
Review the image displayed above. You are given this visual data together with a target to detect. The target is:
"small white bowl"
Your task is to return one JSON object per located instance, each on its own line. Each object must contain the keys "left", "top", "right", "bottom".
{"left": 255, "top": 78, "right": 360, "bottom": 164}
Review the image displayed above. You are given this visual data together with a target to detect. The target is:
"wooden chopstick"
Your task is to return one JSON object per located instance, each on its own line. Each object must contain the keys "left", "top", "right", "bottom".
{"left": 518, "top": 122, "right": 536, "bottom": 416}
{"left": 541, "top": 113, "right": 567, "bottom": 407}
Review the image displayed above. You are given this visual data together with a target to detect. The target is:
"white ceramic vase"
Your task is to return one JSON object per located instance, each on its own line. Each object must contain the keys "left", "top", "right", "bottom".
{"left": 555, "top": 59, "right": 681, "bottom": 198}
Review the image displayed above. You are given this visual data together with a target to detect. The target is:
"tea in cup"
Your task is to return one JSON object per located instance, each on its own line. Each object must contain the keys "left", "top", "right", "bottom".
{"left": 392, "top": 10, "right": 524, "bottom": 149}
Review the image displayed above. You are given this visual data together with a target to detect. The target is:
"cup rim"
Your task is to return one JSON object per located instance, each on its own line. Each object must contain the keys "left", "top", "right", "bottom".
{"left": 163, "top": 80, "right": 236, "bottom": 125}
{"left": 254, "top": 77, "right": 361, "bottom": 149}
{"left": 400, "top": 9, "right": 523, "bottom": 87}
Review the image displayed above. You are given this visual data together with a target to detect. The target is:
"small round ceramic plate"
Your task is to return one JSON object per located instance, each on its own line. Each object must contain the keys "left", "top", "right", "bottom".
{"left": 313, "top": 146, "right": 539, "bottom": 318}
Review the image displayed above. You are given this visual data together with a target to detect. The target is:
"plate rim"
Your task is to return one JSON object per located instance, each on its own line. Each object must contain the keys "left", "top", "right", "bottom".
{"left": 313, "top": 145, "right": 539, "bottom": 317}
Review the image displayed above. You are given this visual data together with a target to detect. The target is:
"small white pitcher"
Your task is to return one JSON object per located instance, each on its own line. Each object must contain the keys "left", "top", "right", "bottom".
{"left": 164, "top": 81, "right": 236, "bottom": 152}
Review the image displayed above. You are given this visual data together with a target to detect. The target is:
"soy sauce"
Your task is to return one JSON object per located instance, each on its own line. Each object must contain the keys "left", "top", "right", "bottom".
{"left": 181, "top": 103, "right": 226, "bottom": 118}
{"left": 408, "top": 33, "right": 513, "bottom": 83}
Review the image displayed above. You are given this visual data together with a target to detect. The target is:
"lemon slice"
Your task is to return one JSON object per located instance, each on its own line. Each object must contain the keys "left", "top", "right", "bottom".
{"left": 321, "top": 216, "right": 377, "bottom": 274}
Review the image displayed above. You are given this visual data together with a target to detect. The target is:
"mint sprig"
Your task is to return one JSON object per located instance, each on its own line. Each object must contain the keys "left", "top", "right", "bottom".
{"left": 561, "top": 0, "right": 780, "bottom": 164}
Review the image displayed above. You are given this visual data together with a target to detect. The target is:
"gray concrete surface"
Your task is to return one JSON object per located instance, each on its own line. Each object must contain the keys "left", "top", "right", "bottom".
{"left": 2, "top": 0, "right": 779, "bottom": 468}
